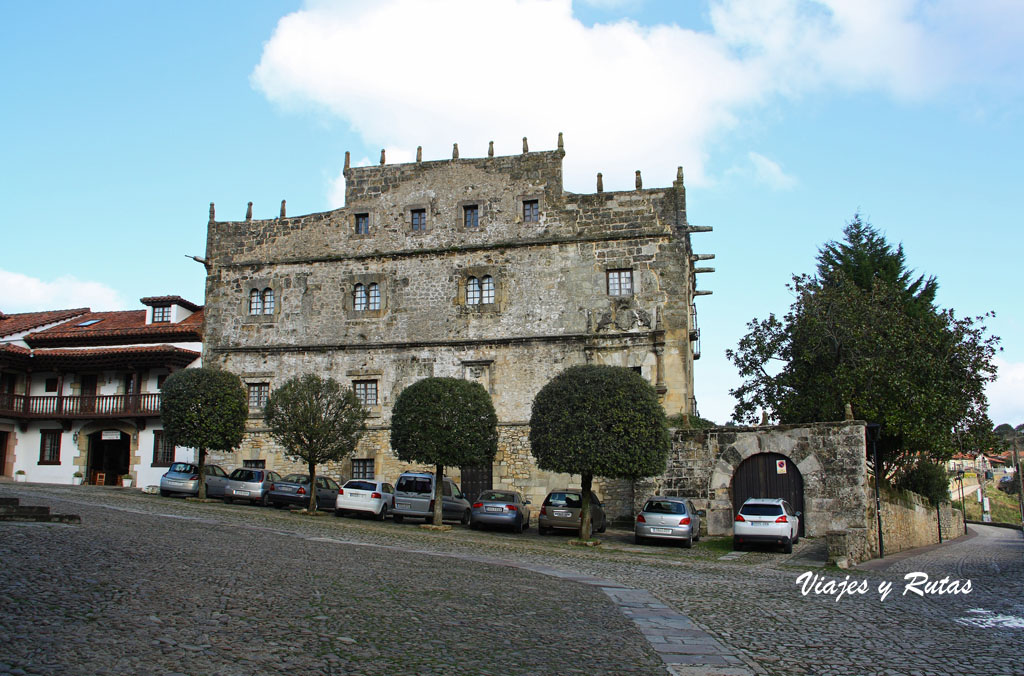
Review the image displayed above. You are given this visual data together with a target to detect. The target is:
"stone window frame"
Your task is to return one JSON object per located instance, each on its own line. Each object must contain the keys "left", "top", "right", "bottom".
{"left": 152, "top": 429, "right": 175, "bottom": 467}
{"left": 517, "top": 195, "right": 543, "bottom": 224}
{"left": 456, "top": 265, "right": 502, "bottom": 313}
{"left": 242, "top": 278, "right": 280, "bottom": 323}
{"left": 606, "top": 268, "right": 634, "bottom": 297}
{"left": 347, "top": 369, "right": 383, "bottom": 418}
{"left": 458, "top": 200, "right": 488, "bottom": 231}
{"left": 247, "top": 382, "right": 269, "bottom": 410}
{"left": 351, "top": 458, "right": 375, "bottom": 480}
{"left": 39, "top": 429, "right": 61, "bottom": 465}
{"left": 343, "top": 273, "right": 387, "bottom": 319}
{"left": 405, "top": 204, "right": 430, "bottom": 234}
{"left": 353, "top": 212, "right": 371, "bottom": 237}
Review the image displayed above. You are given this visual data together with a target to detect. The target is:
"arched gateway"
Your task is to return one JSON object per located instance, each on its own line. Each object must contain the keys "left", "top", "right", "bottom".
{"left": 731, "top": 452, "right": 805, "bottom": 536}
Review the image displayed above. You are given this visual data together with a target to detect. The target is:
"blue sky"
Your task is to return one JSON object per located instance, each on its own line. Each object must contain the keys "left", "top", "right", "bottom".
{"left": 3, "top": 0, "right": 1022, "bottom": 426}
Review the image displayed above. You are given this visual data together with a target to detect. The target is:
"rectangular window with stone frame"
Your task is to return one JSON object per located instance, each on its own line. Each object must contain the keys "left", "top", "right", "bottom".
{"left": 607, "top": 269, "right": 634, "bottom": 296}
{"left": 355, "top": 213, "right": 370, "bottom": 235}
{"left": 39, "top": 429, "right": 61, "bottom": 465}
{"left": 351, "top": 458, "right": 375, "bottom": 480}
{"left": 152, "top": 430, "right": 175, "bottom": 467}
{"left": 522, "top": 199, "right": 539, "bottom": 223}
{"left": 410, "top": 208, "right": 427, "bottom": 232}
{"left": 353, "top": 380, "right": 378, "bottom": 407}
{"left": 464, "top": 204, "right": 479, "bottom": 229}
{"left": 248, "top": 382, "right": 269, "bottom": 409}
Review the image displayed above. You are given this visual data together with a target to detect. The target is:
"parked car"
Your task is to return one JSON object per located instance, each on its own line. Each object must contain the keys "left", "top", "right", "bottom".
{"left": 159, "top": 462, "right": 229, "bottom": 498}
{"left": 391, "top": 472, "right": 471, "bottom": 525}
{"left": 733, "top": 497, "right": 801, "bottom": 553}
{"left": 335, "top": 479, "right": 395, "bottom": 520}
{"left": 223, "top": 468, "right": 283, "bottom": 506}
{"left": 470, "top": 489, "right": 531, "bottom": 533}
{"left": 537, "top": 489, "right": 607, "bottom": 535}
{"left": 268, "top": 474, "right": 342, "bottom": 510}
{"left": 634, "top": 496, "right": 701, "bottom": 547}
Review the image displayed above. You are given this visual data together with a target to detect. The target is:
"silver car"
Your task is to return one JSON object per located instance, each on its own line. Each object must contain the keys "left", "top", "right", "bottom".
{"left": 470, "top": 489, "right": 531, "bottom": 533}
{"left": 223, "top": 468, "right": 283, "bottom": 506}
{"left": 537, "top": 489, "right": 607, "bottom": 535}
{"left": 391, "top": 472, "right": 471, "bottom": 525}
{"left": 733, "top": 497, "right": 801, "bottom": 553}
{"left": 159, "top": 462, "right": 229, "bottom": 498}
{"left": 268, "top": 474, "right": 342, "bottom": 511}
{"left": 634, "top": 496, "right": 701, "bottom": 547}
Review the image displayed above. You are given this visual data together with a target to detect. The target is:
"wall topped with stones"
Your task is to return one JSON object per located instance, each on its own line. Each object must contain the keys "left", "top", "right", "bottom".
{"left": 643, "top": 421, "right": 871, "bottom": 538}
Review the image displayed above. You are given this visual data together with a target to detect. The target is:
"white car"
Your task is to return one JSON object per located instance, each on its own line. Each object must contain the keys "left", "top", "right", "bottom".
{"left": 733, "top": 497, "right": 801, "bottom": 553}
{"left": 334, "top": 479, "right": 395, "bottom": 520}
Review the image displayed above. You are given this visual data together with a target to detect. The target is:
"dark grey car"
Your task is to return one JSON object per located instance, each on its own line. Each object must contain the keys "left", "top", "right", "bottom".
{"left": 268, "top": 474, "right": 341, "bottom": 511}
{"left": 537, "top": 489, "right": 607, "bottom": 535}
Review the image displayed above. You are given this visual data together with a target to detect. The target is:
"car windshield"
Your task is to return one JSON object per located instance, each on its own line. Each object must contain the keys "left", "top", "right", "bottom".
{"left": 282, "top": 474, "right": 310, "bottom": 484}
{"left": 169, "top": 463, "right": 194, "bottom": 473}
{"left": 544, "top": 492, "right": 582, "bottom": 508}
{"left": 644, "top": 500, "right": 686, "bottom": 514}
{"left": 345, "top": 480, "right": 377, "bottom": 491}
{"left": 741, "top": 503, "right": 784, "bottom": 516}
{"left": 397, "top": 477, "right": 432, "bottom": 494}
{"left": 479, "top": 491, "right": 516, "bottom": 502}
{"left": 229, "top": 469, "right": 261, "bottom": 482}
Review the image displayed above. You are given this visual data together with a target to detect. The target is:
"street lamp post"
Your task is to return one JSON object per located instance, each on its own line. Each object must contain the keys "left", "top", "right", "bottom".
{"left": 867, "top": 423, "right": 884, "bottom": 559}
{"left": 955, "top": 470, "right": 965, "bottom": 531}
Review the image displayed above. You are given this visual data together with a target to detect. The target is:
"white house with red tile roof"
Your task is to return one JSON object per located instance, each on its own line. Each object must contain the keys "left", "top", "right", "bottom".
{"left": 0, "top": 297, "right": 202, "bottom": 488}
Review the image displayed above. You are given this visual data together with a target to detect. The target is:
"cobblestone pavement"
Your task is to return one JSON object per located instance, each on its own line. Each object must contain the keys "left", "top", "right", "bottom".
{"left": 2, "top": 484, "right": 1023, "bottom": 676}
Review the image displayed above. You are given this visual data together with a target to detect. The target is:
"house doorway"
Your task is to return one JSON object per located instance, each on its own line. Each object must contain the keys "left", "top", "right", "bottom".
{"left": 0, "top": 431, "right": 8, "bottom": 476}
{"left": 460, "top": 464, "right": 493, "bottom": 503}
{"left": 87, "top": 430, "right": 130, "bottom": 485}
{"left": 731, "top": 452, "right": 805, "bottom": 536}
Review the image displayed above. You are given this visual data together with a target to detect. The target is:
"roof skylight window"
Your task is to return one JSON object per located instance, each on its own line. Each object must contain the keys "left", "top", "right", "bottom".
{"left": 76, "top": 319, "right": 102, "bottom": 327}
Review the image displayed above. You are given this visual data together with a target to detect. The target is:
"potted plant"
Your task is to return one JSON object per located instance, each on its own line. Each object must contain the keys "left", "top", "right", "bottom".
{"left": 14, "top": 469, "right": 26, "bottom": 482}
{"left": 121, "top": 473, "right": 134, "bottom": 488}
{"left": 72, "top": 471, "right": 84, "bottom": 485}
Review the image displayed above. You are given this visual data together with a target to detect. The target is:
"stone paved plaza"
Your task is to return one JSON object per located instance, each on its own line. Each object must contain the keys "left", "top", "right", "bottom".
{"left": 1, "top": 484, "right": 1022, "bottom": 676}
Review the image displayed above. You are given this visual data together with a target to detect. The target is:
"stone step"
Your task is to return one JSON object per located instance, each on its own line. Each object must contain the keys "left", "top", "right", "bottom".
{"left": 0, "top": 513, "right": 81, "bottom": 524}
{"left": 0, "top": 497, "right": 19, "bottom": 507}
{"left": 0, "top": 505, "right": 50, "bottom": 516}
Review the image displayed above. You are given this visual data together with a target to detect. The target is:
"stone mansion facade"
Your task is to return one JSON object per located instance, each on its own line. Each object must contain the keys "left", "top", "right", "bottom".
{"left": 201, "top": 137, "right": 714, "bottom": 513}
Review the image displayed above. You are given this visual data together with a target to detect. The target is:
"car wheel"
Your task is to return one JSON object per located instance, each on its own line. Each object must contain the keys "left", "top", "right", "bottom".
{"left": 160, "top": 489, "right": 170, "bottom": 497}
{"left": 733, "top": 538, "right": 743, "bottom": 551}
{"left": 539, "top": 525, "right": 550, "bottom": 535}
{"left": 272, "top": 501, "right": 284, "bottom": 509}
{"left": 376, "top": 504, "right": 388, "bottom": 521}
{"left": 523, "top": 516, "right": 530, "bottom": 530}
{"left": 461, "top": 509, "right": 471, "bottom": 526}
{"left": 260, "top": 493, "right": 271, "bottom": 507}
{"left": 393, "top": 514, "right": 404, "bottom": 524}
{"left": 597, "top": 518, "right": 607, "bottom": 534}
{"left": 793, "top": 530, "right": 800, "bottom": 544}
{"left": 783, "top": 538, "right": 793, "bottom": 554}
{"left": 223, "top": 497, "right": 232, "bottom": 505}
{"left": 634, "top": 533, "right": 644, "bottom": 545}
{"left": 514, "top": 517, "right": 524, "bottom": 534}
{"left": 682, "top": 533, "right": 692, "bottom": 549}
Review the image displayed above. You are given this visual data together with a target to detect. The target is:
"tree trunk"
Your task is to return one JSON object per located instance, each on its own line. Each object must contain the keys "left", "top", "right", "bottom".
{"left": 197, "top": 447, "right": 207, "bottom": 499}
{"left": 580, "top": 473, "right": 593, "bottom": 540}
{"left": 308, "top": 461, "right": 318, "bottom": 513}
{"left": 433, "top": 463, "right": 444, "bottom": 526}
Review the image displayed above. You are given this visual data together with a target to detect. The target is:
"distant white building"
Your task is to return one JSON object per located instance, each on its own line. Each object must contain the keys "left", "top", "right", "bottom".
{"left": 0, "top": 296, "right": 202, "bottom": 488}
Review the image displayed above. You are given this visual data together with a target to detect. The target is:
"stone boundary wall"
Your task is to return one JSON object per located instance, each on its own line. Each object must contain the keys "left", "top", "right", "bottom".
{"left": 640, "top": 421, "right": 870, "bottom": 538}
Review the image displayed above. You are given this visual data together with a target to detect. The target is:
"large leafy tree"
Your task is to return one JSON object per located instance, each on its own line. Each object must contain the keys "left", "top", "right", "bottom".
{"left": 264, "top": 374, "right": 367, "bottom": 512}
{"left": 160, "top": 367, "right": 248, "bottom": 499}
{"left": 727, "top": 218, "right": 1000, "bottom": 477}
{"left": 390, "top": 378, "right": 498, "bottom": 526}
{"left": 530, "top": 365, "right": 670, "bottom": 540}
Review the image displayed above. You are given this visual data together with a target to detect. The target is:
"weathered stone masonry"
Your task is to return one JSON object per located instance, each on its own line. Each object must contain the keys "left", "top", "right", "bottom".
{"left": 202, "top": 139, "right": 711, "bottom": 512}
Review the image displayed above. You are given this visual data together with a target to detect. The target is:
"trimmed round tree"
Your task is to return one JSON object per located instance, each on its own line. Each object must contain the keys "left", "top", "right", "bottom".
{"left": 390, "top": 377, "right": 498, "bottom": 526}
{"left": 264, "top": 374, "right": 367, "bottom": 512}
{"left": 530, "top": 364, "right": 671, "bottom": 540}
{"left": 160, "top": 367, "right": 248, "bottom": 499}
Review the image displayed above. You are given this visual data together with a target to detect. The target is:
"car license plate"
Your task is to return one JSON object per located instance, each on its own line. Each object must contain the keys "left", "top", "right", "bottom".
{"left": 651, "top": 528, "right": 672, "bottom": 534}
{"left": 752, "top": 521, "right": 770, "bottom": 526}
{"left": 397, "top": 501, "right": 410, "bottom": 509}
{"left": 168, "top": 480, "right": 183, "bottom": 487}
{"left": 485, "top": 506, "right": 502, "bottom": 513}
{"left": 234, "top": 490, "right": 250, "bottom": 497}
{"left": 554, "top": 510, "right": 572, "bottom": 518}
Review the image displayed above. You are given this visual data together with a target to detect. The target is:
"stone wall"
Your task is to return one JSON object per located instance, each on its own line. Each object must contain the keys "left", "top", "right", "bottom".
{"left": 649, "top": 421, "right": 870, "bottom": 538}
{"left": 856, "top": 484, "right": 966, "bottom": 562}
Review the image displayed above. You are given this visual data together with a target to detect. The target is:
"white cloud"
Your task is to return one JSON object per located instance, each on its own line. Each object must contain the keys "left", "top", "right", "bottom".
{"left": 748, "top": 152, "right": 798, "bottom": 189}
{"left": 253, "top": 0, "right": 1024, "bottom": 196}
{"left": 987, "top": 357, "right": 1024, "bottom": 426}
{"left": 0, "top": 269, "right": 126, "bottom": 314}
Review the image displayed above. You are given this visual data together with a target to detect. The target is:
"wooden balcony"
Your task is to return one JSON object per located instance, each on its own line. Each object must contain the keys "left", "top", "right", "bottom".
{"left": 0, "top": 392, "right": 162, "bottom": 420}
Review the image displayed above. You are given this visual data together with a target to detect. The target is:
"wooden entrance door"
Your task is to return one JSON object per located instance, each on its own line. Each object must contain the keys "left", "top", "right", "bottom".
{"left": 80, "top": 375, "right": 98, "bottom": 413}
{"left": 0, "top": 431, "right": 8, "bottom": 476}
{"left": 732, "top": 453, "right": 805, "bottom": 536}
{"left": 460, "top": 464, "right": 493, "bottom": 503}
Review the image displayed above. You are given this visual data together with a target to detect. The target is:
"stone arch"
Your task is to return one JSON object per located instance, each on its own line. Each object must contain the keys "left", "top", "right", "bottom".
{"left": 77, "top": 420, "right": 139, "bottom": 485}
